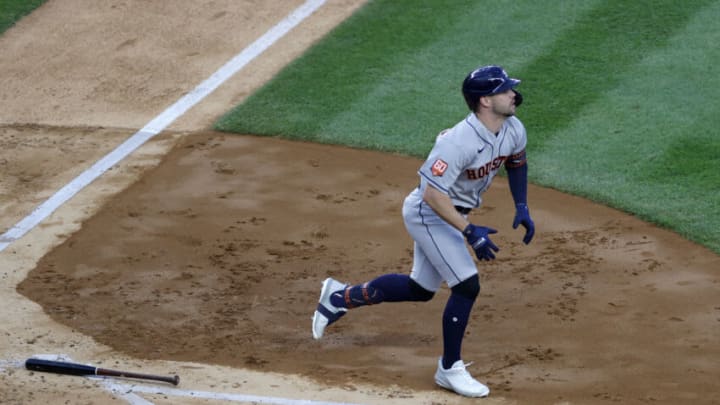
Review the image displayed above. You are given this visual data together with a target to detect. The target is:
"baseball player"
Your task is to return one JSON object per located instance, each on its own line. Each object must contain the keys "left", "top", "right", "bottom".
{"left": 312, "top": 65, "right": 535, "bottom": 398}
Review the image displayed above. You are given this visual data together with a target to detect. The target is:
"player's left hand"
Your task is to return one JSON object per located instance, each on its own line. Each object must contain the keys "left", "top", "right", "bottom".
{"left": 513, "top": 203, "right": 535, "bottom": 244}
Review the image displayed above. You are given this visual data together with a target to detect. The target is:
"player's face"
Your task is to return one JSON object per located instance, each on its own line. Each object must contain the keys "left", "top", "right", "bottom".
{"left": 489, "top": 89, "right": 516, "bottom": 117}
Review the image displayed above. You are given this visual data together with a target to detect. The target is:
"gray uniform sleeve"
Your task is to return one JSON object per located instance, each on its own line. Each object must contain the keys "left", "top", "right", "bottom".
{"left": 418, "top": 130, "right": 474, "bottom": 194}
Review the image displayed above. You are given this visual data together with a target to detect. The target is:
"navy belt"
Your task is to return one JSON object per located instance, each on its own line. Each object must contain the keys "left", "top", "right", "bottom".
{"left": 455, "top": 205, "right": 472, "bottom": 215}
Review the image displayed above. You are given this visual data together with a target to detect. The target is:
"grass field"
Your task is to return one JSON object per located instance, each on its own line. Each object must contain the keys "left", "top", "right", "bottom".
{"left": 216, "top": 0, "right": 720, "bottom": 254}
{"left": 0, "top": 0, "right": 44, "bottom": 33}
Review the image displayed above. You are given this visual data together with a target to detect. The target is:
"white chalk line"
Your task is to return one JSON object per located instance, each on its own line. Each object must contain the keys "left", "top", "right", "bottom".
{"left": 0, "top": 1, "right": 356, "bottom": 404}
{"left": 102, "top": 381, "right": 364, "bottom": 405}
{"left": 0, "top": 0, "right": 326, "bottom": 252}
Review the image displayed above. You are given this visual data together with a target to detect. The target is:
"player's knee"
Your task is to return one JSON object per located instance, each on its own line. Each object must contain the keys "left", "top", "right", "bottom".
{"left": 408, "top": 278, "right": 435, "bottom": 302}
{"left": 451, "top": 274, "right": 480, "bottom": 301}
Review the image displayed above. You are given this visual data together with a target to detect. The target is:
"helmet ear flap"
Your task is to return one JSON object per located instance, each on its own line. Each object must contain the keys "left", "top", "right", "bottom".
{"left": 513, "top": 90, "right": 523, "bottom": 107}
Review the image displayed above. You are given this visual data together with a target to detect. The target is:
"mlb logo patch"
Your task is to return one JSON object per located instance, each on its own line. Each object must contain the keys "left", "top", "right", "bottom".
{"left": 431, "top": 159, "right": 448, "bottom": 176}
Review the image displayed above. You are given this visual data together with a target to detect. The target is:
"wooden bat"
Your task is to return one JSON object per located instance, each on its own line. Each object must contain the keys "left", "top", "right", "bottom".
{"left": 25, "top": 358, "right": 180, "bottom": 385}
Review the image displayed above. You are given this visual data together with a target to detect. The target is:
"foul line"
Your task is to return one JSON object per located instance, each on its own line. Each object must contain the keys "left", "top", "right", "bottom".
{"left": 0, "top": 0, "right": 326, "bottom": 252}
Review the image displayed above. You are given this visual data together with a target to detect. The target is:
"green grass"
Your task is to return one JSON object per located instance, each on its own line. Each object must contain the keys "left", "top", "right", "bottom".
{"left": 0, "top": 0, "right": 45, "bottom": 33}
{"left": 517, "top": 0, "right": 716, "bottom": 145}
{"left": 216, "top": 0, "right": 602, "bottom": 155}
{"left": 532, "top": 0, "right": 720, "bottom": 248}
{"left": 216, "top": 0, "right": 720, "bottom": 254}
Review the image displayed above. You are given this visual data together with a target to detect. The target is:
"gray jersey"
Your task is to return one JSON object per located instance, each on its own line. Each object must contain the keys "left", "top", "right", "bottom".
{"left": 415, "top": 113, "right": 527, "bottom": 209}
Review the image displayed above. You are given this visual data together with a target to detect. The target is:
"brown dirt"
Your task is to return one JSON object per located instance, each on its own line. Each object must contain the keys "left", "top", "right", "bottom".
{"left": 2, "top": 1, "right": 719, "bottom": 405}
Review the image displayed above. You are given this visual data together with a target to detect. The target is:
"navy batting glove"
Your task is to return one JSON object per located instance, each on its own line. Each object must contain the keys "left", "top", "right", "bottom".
{"left": 463, "top": 224, "right": 499, "bottom": 261}
{"left": 512, "top": 203, "right": 535, "bottom": 244}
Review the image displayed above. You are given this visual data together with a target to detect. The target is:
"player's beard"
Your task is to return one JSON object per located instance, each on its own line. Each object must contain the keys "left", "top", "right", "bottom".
{"left": 492, "top": 102, "right": 515, "bottom": 118}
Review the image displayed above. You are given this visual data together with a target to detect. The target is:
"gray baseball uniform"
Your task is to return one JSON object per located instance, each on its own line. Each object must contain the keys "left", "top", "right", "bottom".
{"left": 312, "top": 65, "right": 530, "bottom": 398}
{"left": 403, "top": 112, "right": 527, "bottom": 289}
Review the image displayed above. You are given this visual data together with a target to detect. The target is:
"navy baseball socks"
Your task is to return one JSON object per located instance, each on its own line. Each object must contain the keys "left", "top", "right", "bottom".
{"left": 330, "top": 273, "right": 416, "bottom": 308}
{"left": 312, "top": 274, "right": 489, "bottom": 397}
{"left": 441, "top": 292, "right": 474, "bottom": 368}
{"left": 312, "top": 274, "right": 431, "bottom": 339}
{"left": 435, "top": 296, "right": 489, "bottom": 397}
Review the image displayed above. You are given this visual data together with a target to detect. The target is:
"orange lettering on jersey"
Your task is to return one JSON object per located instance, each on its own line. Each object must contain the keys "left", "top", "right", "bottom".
{"left": 431, "top": 159, "right": 448, "bottom": 176}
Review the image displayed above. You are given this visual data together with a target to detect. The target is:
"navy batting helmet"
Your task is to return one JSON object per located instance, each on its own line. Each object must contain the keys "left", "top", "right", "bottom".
{"left": 462, "top": 65, "right": 521, "bottom": 111}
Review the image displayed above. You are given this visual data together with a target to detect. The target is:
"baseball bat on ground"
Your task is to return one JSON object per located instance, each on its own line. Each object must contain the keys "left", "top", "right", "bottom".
{"left": 25, "top": 358, "right": 180, "bottom": 385}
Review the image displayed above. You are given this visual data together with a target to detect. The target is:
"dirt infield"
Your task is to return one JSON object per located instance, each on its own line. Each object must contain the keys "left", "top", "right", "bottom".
{"left": 2, "top": 1, "right": 719, "bottom": 405}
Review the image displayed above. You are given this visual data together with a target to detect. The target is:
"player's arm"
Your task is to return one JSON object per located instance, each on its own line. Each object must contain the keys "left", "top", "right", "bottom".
{"left": 505, "top": 150, "right": 535, "bottom": 244}
{"left": 505, "top": 150, "right": 528, "bottom": 205}
{"left": 422, "top": 184, "right": 469, "bottom": 231}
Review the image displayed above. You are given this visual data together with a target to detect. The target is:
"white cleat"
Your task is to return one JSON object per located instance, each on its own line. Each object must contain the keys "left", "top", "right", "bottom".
{"left": 434, "top": 358, "right": 490, "bottom": 398}
{"left": 311, "top": 277, "right": 348, "bottom": 340}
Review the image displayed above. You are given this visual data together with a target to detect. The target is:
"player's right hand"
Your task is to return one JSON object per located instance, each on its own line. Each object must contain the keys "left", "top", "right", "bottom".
{"left": 463, "top": 224, "right": 499, "bottom": 261}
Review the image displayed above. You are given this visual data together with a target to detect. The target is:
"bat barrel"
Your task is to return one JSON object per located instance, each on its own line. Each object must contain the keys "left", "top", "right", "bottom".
{"left": 26, "top": 358, "right": 179, "bottom": 385}
{"left": 25, "top": 358, "right": 96, "bottom": 376}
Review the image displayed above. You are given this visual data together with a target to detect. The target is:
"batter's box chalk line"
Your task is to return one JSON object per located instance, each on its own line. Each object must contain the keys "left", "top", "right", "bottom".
{"left": 103, "top": 381, "right": 365, "bottom": 405}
